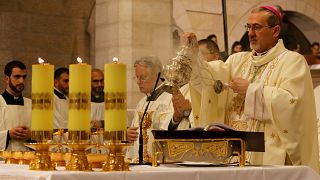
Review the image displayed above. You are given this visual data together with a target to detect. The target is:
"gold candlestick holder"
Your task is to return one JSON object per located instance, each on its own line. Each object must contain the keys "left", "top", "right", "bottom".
{"left": 65, "top": 130, "right": 92, "bottom": 171}
{"left": 1, "top": 151, "right": 16, "bottom": 164}
{"left": 102, "top": 142, "right": 131, "bottom": 171}
{"left": 51, "top": 129, "right": 68, "bottom": 167}
{"left": 25, "top": 130, "right": 55, "bottom": 171}
{"left": 87, "top": 128, "right": 105, "bottom": 168}
{"left": 102, "top": 130, "right": 131, "bottom": 171}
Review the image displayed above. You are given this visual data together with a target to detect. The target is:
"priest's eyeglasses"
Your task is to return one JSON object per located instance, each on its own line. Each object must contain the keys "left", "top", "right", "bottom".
{"left": 133, "top": 76, "right": 150, "bottom": 82}
{"left": 245, "top": 24, "right": 273, "bottom": 32}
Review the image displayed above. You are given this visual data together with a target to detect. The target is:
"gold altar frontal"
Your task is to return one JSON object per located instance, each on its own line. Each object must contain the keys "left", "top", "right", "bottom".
{"left": 152, "top": 138, "right": 245, "bottom": 166}
{"left": 151, "top": 130, "right": 265, "bottom": 167}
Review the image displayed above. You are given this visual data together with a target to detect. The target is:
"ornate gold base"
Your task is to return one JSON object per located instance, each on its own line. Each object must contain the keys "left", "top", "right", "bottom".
{"left": 4, "top": 156, "right": 29, "bottom": 165}
{"left": 5, "top": 158, "right": 18, "bottom": 164}
{"left": 87, "top": 154, "right": 108, "bottom": 168}
{"left": 66, "top": 152, "right": 91, "bottom": 171}
{"left": 104, "top": 131, "right": 126, "bottom": 142}
{"left": 2, "top": 151, "right": 17, "bottom": 164}
{"left": 24, "top": 143, "right": 55, "bottom": 171}
{"left": 65, "top": 143, "right": 92, "bottom": 171}
{"left": 31, "top": 131, "right": 53, "bottom": 143}
{"left": 50, "top": 152, "right": 66, "bottom": 167}
{"left": 102, "top": 142, "right": 131, "bottom": 171}
{"left": 0, "top": 151, "right": 34, "bottom": 165}
{"left": 68, "top": 130, "right": 90, "bottom": 143}
{"left": 30, "top": 152, "right": 55, "bottom": 170}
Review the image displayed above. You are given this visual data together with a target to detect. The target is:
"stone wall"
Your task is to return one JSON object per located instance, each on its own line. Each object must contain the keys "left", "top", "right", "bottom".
{"left": 173, "top": 0, "right": 320, "bottom": 54}
{"left": 0, "top": 0, "right": 95, "bottom": 97}
{"left": 173, "top": 0, "right": 225, "bottom": 50}
{"left": 96, "top": 0, "right": 172, "bottom": 109}
{"left": 96, "top": 0, "right": 320, "bottom": 110}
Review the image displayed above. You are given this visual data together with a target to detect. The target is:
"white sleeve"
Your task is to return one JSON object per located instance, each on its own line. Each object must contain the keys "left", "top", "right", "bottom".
{"left": 0, "top": 105, "right": 8, "bottom": 150}
{"left": 0, "top": 130, "right": 8, "bottom": 151}
{"left": 244, "top": 82, "right": 270, "bottom": 121}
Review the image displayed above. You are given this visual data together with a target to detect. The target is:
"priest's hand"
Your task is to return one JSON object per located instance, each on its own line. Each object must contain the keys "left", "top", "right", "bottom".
{"left": 127, "top": 127, "right": 139, "bottom": 143}
{"left": 229, "top": 77, "right": 250, "bottom": 95}
{"left": 9, "top": 125, "right": 31, "bottom": 141}
{"left": 183, "top": 32, "right": 199, "bottom": 57}
{"left": 172, "top": 90, "right": 191, "bottom": 123}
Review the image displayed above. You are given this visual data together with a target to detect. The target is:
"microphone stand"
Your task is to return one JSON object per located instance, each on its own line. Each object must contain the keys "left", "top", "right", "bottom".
{"left": 138, "top": 72, "right": 161, "bottom": 164}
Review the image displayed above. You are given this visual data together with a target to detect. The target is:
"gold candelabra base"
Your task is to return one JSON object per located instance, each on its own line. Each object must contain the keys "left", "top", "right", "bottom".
{"left": 102, "top": 142, "right": 131, "bottom": 171}
{"left": 65, "top": 143, "right": 92, "bottom": 171}
{"left": 0, "top": 151, "right": 33, "bottom": 165}
{"left": 24, "top": 143, "right": 56, "bottom": 171}
{"left": 50, "top": 152, "right": 67, "bottom": 167}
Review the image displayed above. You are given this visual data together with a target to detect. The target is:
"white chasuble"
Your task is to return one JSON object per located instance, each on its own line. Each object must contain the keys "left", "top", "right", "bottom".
{"left": 190, "top": 39, "right": 319, "bottom": 172}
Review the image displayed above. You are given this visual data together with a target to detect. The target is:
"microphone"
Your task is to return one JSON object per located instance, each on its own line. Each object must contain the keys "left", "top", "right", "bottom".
{"left": 138, "top": 72, "right": 161, "bottom": 164}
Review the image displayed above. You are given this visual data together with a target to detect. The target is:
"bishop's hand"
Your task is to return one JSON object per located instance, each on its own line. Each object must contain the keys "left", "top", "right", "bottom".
{"left": 229, "top": 77, "right": 250, "bottom": 95}
{"left": 182, "top": 32, "right": 199, "bottom": 59}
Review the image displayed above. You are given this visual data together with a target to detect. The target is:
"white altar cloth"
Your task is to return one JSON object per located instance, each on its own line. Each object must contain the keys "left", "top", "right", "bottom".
{"left": 0, "top": 163, "right": 318, "bottom": 180}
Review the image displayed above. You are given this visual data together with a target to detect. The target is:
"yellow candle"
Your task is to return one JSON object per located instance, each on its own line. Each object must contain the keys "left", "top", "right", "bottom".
{"left": 68, "top": 61, "right": 91, "bottom": 131}
{"left": 31, "top": 62, "right": 54, "bottom": 131}
{"left": 104, "top": 58, "right": 127, "bottom": 133}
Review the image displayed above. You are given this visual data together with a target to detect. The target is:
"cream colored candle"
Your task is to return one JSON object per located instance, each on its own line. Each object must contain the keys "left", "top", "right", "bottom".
{"left": 68, "top": 58, "right": 91, "bottom": 131}
{"left": 31, "top": 58, "right": 54, "bottom": 131}
{"left": 104, "top": 58, "right": 127, "bottom": 132}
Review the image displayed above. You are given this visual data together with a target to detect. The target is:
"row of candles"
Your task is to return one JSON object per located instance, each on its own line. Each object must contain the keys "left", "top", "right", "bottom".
{"left": 31, "top": 57, "right": 126, "bottom": 137}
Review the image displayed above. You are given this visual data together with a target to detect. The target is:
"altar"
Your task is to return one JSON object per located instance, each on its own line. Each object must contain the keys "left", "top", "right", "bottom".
{"left": 0, "top": 163, "right": 318, "bottom": 180}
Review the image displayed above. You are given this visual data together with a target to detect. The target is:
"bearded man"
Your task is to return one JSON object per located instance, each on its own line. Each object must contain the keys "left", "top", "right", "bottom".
{"left": 53, "top": 67, "right": 69, "bottom": 129}
{"left": 90, "top": 69, "right": 104, "bottom": 128}
{"left": 0, "top": 60, "right": 32, "bottom": 151}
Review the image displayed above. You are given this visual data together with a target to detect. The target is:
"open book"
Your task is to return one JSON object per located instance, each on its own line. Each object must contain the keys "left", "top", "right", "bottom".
{"left": 188, "top": 123, "right": 236, "bottom": 131}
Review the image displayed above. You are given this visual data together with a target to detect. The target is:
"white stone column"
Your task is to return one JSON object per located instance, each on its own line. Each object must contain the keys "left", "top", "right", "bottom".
{"left": 95, "top": 0, "right": 173, "bottom": 110}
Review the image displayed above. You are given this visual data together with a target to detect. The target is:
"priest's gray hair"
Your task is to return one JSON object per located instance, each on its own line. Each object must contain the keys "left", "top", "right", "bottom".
{"left": 134, "top": 55, "right": 163, "bottom": 74}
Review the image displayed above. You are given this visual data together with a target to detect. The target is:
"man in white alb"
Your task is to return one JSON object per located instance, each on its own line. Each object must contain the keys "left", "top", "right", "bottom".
{"left": 53, "top": 67, "right": 69, "bottom": 129}
{"left": 0, "top": 60, "right": 32, "bottom": 151}
{"left": 90, "top": 68, "right": 104, "bottom": 129}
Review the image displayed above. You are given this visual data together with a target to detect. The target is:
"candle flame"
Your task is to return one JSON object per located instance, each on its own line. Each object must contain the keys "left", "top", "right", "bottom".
{"left": 77, "top": 57, "right": 83, "bottom": 63}
{"left": 38, "top": 57, "right": 45, "bottom": 64}
{"left": 113, "top": 57, "right": 119, "bottom": 63}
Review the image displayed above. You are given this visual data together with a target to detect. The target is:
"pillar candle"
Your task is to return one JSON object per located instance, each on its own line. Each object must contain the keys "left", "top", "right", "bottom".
{"left": 31, "top": 61, "right": 54, "bottom": 131}
{"left": 104, "top": 58, "right": 127, "bottom": 132}
{"left": 68, "top": 61, "right": 91, "bottom": 131}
